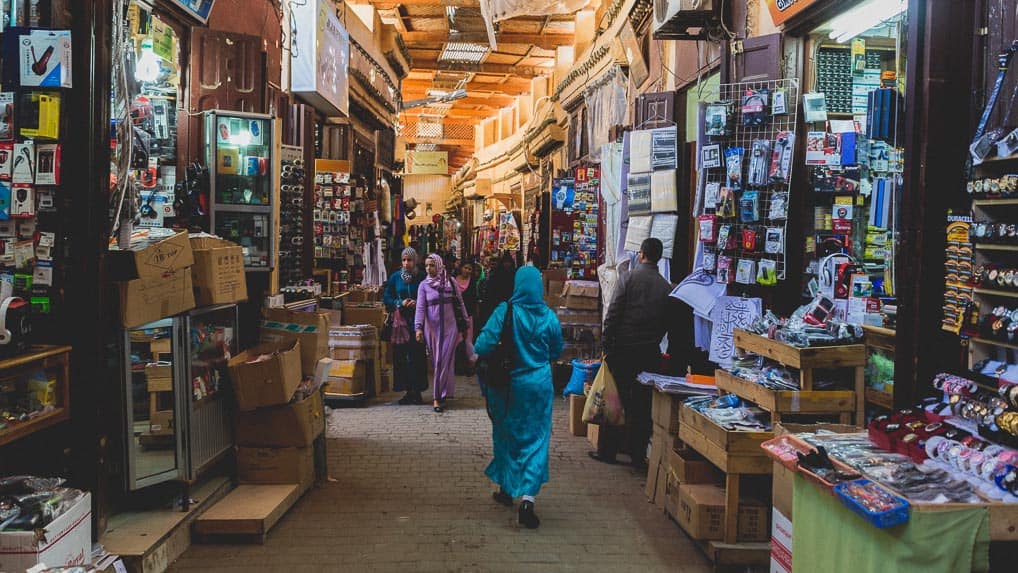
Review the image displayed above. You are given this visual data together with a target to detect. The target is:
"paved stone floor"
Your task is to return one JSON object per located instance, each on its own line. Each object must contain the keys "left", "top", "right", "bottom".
{"left": 167, "top": 377, "right": 712, "bottom": 572}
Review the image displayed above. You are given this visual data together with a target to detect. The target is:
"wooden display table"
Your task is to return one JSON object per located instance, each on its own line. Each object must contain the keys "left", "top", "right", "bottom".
{"left": 0, "top": 345, "right": 72, "bottom": 447}
{"left": 727, "top": 329, "right": 866, "bottom": 424}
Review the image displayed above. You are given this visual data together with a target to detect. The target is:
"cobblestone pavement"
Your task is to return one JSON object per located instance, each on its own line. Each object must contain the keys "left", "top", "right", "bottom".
{"left": 168, "top": 377, "right": 712, "bottom": 572}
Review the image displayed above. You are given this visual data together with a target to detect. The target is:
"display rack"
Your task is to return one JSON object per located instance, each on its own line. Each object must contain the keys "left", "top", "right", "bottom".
{"left": 727, "top": 329, "right": 866, "bottom": 424}
{"left": 699, "top": 78, "right": 801, "bottom": 282}
{"left": 0, "top": 345, "right": 72, "bottom": 447}
{"left": 278, "top": 145, "right": 305, "bottom": 287}
{"left": 862, "top": 324, "right": 895, "bottom": 409}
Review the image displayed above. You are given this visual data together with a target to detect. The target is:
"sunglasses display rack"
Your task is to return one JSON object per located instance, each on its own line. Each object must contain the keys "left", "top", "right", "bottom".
{"left": 278, "top": 146, "right": 305, "bottom": 287}
{"left": 312, "top": 160, "right": 368, "bottom": 290}
{"left": 697, "top": 77, "right": 800, "bottom": 287}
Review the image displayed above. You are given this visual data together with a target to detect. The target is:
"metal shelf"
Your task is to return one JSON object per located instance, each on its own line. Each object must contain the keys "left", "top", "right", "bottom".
{"left": 975, "top": 244, "right": 1018, "bottom": 252}
{"left": 973, "top": 198, "right": 1018, "bottom": 206}
{"left": 973, "top": 287, "right": 1018, "bottom": 299}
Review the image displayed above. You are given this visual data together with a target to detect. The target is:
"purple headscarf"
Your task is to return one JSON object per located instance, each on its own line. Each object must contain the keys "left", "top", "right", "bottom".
{"left": 425, "top": 253, "right": 448, "bottom": 288}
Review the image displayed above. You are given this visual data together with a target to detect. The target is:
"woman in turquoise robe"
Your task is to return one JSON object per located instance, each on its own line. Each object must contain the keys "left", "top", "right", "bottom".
{"left": 474, "top": 266, "right": 563, "bottom": 529}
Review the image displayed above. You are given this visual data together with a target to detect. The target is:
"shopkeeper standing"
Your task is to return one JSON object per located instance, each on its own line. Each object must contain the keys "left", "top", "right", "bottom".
{"left": 590, "top": 238, "right": 671, "bottom": 469}
{"left": 384, "top": 248, "right": 428, "bottom": 405}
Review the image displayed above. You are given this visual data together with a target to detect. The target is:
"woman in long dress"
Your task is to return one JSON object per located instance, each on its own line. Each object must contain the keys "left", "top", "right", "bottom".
{"left": 474, "top": 266, "right": 563, "bottom": 529}
{"left": 383, "top": 247, "right": 427, "bottom": 405}
{"left": 415, "top": 253, "right": 470, "bottom": 413}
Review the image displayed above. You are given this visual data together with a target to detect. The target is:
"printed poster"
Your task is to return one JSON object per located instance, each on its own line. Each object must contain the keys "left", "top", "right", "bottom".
{"left": 708, "top": 296, "right": 762, "bottom": 369}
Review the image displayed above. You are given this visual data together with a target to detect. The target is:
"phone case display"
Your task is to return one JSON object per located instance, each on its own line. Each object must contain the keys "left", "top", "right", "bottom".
{"left": 697, "top": 79, "right": 800, "bottom": 285}
{"left": 205, "top": 110, "right": 274, "bottom": 270}
{"left": 122, "top": 319, "right": 183, "bottom": 490}
{"left": 312, "top": 160, "right": 370, "bottom": 287}
{"left": 278, "top": 146, "right": 304, "bottom": 287}
{"left": 548, "top": 167, "right": 599, "bottom": 279}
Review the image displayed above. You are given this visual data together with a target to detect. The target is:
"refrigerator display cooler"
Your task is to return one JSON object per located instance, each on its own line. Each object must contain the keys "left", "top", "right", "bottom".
{"left": 204, "top": 110, "right": 275, "bottom": 270}
{"left": 121, "top": 305, "right": 238, "bottom": 491}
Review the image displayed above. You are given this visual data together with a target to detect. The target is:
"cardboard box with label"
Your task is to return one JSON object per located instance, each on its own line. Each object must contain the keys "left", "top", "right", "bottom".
{"left": 236, "top": 391, "right": 325, "bottom": 448}
{"left": 669, "top": 447, "right": 723, "bottom": 485}
{"left": 261, "top": 308, "right": 330, "bottom": 376}
{"left": 651, "top": 389, "right": 681, "bottom": 434}
{"left": 149, "top": 409, "right": 173, "bottom": 436}
{"left": 0, "top": 492, "right": 90, "bottom": 572}
{"left": 108, "top": 230, "right": 194, "bottom": 281}
{"left": 344, "top": 287, "right": 382, "bottom": 303}
{"left": 556, "top": 308, "right": 601, "bottom": 327}
{"left": 563, "top": 280, "right": 600, "bottom": 310}
{"left": 144, "top": 363, "right": 173, "bottom": 392}
{"left": 117, "top": 268, "right": 196, "bottom": 328}
{"left": 771, "top": 508, "right": 793, "bottom": 573}
{"left": 237, "top": 446, "right": 315, "bottom": 494}
{"left": 675, "top": 484, "right": 769, "bottom": 542}
{"left": 190, "top": 235, "right": 248, "bottom": 306}
{"left": 569, "top": 394, "right": 588, "bottom": 437}
{"left": 325, "top": 359, "right": 367, "bottom": 396}
{"left": 228, "top": 339, "right": 303, "bottom": 411}
{"left": 342, "top": 302, "right": 385, "bottom": 330}
{"left": 329, "top": 325, "right": 378, "bottom": 359}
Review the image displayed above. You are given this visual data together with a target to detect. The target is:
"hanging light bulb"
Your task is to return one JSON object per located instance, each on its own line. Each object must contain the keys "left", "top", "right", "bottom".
{"left": 135, "top": 38, "right": 161, "bottom": 83}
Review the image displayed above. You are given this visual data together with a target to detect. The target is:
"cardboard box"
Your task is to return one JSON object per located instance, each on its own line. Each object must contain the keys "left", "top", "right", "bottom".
{"left": 108, "top": 230, "right": 194, "bottom": 281}
{"left": 144, "top": 363, "right": 173, "bottom": 392}
{"left": 228, "top": 339, "right": 303, "bottom": 411}
{"left": 117, "top": 268, "right": 196, "bottom": 328}
{"left": 651, "top": 389, "right": 681, "bottom": 434}
{"left": 261, "top": 308, "right": 331, "bottom": 377}
{"left": 150, "top": 337, "right": 172, "bottom": 358}
{"left": 345, "top": 287, "right": 382, "bottom": 303}
{"left": 0, "top": 492, "right": 91, "bottom": 572}
{"left": 380, "top": 341, "right": 393, "bottom": 366}
{"left": 669, "top": 447, "right": 723, "bottom": 485}
{"left": 771, "top": 508, "right": 793, "bottom": 573}
{"left": 772, "top": 461, "right": 795, "bottom": 520}
{"left": 149, "top": 410, "right": 173, "bottom": 436}
{"left": 556, "top": 308, "right": 601, "bottom": 326}
{"left": 329, "top": 325, "right": 378, "bottom": 348}
{"left": 190, "top": 236, "right": 248, "bottom": 306}
{"left": 675, "top": 484, "right": 769, "bottom": 542}
{"left": 380, "top": 367, "right": 392, "bottom": 393}
{"left": 586, "top": 421, "right": 602, "bottom": 450}
{"left": 565, "top": 295, "right": 599, "bottom": 310}
{"left": 568, "top": 394, "right": 588, "bottom": 437}
{"left": 563, "top": 280, "right": 600, "bottom": 298}
{"left": 548, "top": 280, "right": 566, "bottom": 297}
{"left": 330, "top": 347, "right": 376, "bottom": 361}
{"left": 236, "top": 391, "right": 325, "bottom": 448}
{"left": 665, "top": 468, "right": 682, "bottom": 518}
{"left": 237, "top": 446, "right": 314, "bottom": 493}
{"left": 342, "top": 302, "right": 385, "bottom": 330}
{"left": 542, "top": 269, "right": 567, "bottom": 291}
{"left": 325, "top": 359, "right": 367, "bottom": 396}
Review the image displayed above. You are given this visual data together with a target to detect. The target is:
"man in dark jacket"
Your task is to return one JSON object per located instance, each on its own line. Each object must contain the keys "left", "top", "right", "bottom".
{"left": 590, "top": 238, "right": 672, "bottom": 468}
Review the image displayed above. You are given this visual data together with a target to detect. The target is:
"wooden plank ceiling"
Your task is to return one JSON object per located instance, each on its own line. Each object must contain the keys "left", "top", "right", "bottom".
{"left": 357, "top": 0, "right": 573, "bottom": 172}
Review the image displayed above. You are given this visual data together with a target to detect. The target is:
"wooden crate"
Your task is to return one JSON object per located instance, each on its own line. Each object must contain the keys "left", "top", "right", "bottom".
{"left": 193, "top": 484, "right": 301, "bottom": 544}
{"left": 0, "top": 346, "right": 72, "bottom": 447}
{"left": 677, "top": 405, "right": 772, "bottom": 475}
{"left": 715, "top": 370, "right": 856, "bottom": 424}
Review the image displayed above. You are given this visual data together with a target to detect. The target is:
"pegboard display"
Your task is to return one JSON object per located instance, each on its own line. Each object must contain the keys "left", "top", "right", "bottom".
{"left": 815, "top": 47, "right": 885, "bottom": 115}
{"left": 278, "top": 145, "right": 304, "bottom": 287}
{"left": 698, "top": 78, "right": 800, "bottom": 286}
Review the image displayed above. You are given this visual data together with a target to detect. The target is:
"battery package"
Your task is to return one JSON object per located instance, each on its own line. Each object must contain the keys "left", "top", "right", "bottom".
{"left": 19, "top": 91, "right": 60, "bottom": 139}
{"left": 11, "top": 141, "right": 33, "bottom": 184}
{"left": 35, "top": 143, "right": 59, "bottom": 185}
{"left": 19, "top": 29, "right": 72, "bottom": 88}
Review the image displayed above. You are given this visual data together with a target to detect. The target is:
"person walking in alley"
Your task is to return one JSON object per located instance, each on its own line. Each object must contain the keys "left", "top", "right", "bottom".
{"left": 474, "top": 266, "right": 563, "bottom": 529}
{"left": 416, "top": 253, "right": 471, "bottom": 413}
{"left": 476, "top": 252, "right": 516, "bottom": 336}
{"left": 383, "top": 247, "right": 428, "bottom": 405}
{"left": 454, "top": 260, "right": 479, "bottom": 375}
{"left": 589, "top": 238, "right": 671, "bottom": 469}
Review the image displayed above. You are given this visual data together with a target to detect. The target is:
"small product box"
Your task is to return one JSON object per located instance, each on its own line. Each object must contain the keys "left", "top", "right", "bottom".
{"left": 0, "top": 142, "right": 13, "bottom": 180}
{"left": 11, "top": 140, "right": 33, "bottom": 183}
{"left": 19, "top": 29, "right": 72, "bottom": 88}
{"left": 34, "top": 143, "right": 59, "bottom": 185}
{"left": 0, "top": 492, "right": 91, "bottom": 572}
{"left": 10, "top": 184, "right": 33, "bottom": 218}
{"left": 0, "top": 92, "right": 13, "bottom": 140}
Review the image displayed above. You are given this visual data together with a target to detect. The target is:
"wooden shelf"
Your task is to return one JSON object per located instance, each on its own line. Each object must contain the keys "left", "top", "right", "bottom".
{"left": 0, "top": 407, "right": 69, "bottom": 447}
{"left": 677, "top": 405, "right": 772, "bottom": 475}
{"left": 733, "top": 330, "right": 866, "bottom": 372}
{"left": 0, "top": 345, "right": 72, "bottom": 371}
{"left": 975, "top": 243, "right": 1018, "bottom": 252}
{"left": 976, "top": 154, "right": 1018, "bottom": 165}
{"left": 715, "top": 370, "right": 855, "bottom": 424}
{"left": 973, "top": 287, "right": 1018, "bottom": 299}
{"left": 969, "top": 336, "right": 1018, "bottom": 351}
{"left": 864, "top": 388, "right": 895, "bottom": 409}
{"left": 972, "top": 198, "right": 1018, "bottom": 206}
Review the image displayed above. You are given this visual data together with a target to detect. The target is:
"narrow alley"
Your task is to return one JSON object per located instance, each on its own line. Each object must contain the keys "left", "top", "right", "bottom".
{"left": 166, "top": 380, "right": 712, "bottom": 572}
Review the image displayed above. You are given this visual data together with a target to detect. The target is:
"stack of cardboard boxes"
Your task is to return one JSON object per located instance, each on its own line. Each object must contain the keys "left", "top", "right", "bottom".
{"left": 110, "top": 230, "right": 196, "bottom": 328}
{"left": 647, "top": 387, "right": 769, "bottom": 543}
{"left": 327, "top": 324, "right": 380, "bottom": 397}
{"left": 228, "top": 339, "right": 320, "bottom": 495}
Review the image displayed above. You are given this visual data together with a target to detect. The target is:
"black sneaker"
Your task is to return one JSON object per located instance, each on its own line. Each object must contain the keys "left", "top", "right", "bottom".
{"left": 518, "top": 501, "right": 540, "bottom": 529}
{"left": 588, "top": 451, "right": 618, "bottom": 465}
{"left": 492, "top": 490, "right": 513, "bottom": 507}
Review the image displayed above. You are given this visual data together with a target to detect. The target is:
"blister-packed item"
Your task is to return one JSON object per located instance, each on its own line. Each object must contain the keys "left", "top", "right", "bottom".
{"left": 769, "top": 191, "right": 789, "bottom": 220}
{"left": 725, "top": 147, "right": 744, "bottom": 190}
{"left": 748, "top": 140, "right": 772, "bottom": 186}
{"left": 740, "top": 190, "right": 760, "bottom": 223}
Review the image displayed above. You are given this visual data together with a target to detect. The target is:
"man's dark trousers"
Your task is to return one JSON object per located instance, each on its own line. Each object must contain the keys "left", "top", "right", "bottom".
{"left": 597, "top": 344, "right": 660, "bottom": 464}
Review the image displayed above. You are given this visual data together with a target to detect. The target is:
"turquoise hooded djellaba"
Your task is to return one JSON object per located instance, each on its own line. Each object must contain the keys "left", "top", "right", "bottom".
{"left": 474, "top": 266, "right": 563, "bottom": 498}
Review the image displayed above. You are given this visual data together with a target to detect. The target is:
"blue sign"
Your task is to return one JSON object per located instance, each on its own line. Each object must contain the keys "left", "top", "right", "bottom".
{"left": 167, "top": 0, "right": 216, "bottom": 24}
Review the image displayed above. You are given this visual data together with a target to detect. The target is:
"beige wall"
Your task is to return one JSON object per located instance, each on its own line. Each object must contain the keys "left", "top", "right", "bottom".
{"left": 404, "top": 175, "right": 452, "bottom": 224}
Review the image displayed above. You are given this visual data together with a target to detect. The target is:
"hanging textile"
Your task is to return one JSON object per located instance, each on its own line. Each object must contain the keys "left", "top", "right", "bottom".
{"left": 600, "top": 142, "right": 625, "bottom": 268}
{"left": 583, "top": 66, "right": 630, "bottom": 163}
{"left": 483, "top": 0, "right": 587, "bottom": 21}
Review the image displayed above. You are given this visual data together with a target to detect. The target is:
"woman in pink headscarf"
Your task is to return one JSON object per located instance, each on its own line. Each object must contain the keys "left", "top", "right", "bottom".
{"left": 415, "top": 253, "right": 471, "bottom": 412}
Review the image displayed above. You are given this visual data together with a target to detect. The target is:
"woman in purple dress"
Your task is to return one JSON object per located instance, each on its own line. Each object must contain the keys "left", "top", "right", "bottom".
{"left": 415, "top": 253, "right": 470, "bottom": 413}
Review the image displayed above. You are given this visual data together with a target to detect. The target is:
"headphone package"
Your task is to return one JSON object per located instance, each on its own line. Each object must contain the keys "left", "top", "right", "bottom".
{"left": 741, "top": 88, "right": 769, "bottom": 126}
{"left": 11, "top": 141, "right": 33, "bottom": 184}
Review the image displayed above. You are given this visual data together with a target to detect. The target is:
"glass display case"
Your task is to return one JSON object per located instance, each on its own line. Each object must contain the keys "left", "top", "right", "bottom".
{"left": 205, "top": 110, "right": 275, "bottom": 270}
{"left": 121, "top": 305, "right": 239, "bottom": 490}
{"left": 181, "top": 304, "right": 237, "bottom": 480}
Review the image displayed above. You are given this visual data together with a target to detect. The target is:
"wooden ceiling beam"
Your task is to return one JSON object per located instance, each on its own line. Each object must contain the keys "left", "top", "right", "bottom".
{"left": 402, "top": 31, "right": 573, "bottom": 50}
{"left": 400, "top": 114, "right": 479, "bottom": 126}
{"left": 404, "top": 107, "right": 496, "bottom": 118}
{"left": 401, "top": 78, "right": 533, "bottom": 95}
{"left": 410, "top": 59, "right": 550, "bottom": 78}
{"left": 401, "top": 92, "right": 516, "bottom": 107}
{"left": 403, "top": 136, "right": 475, "bottom": 147}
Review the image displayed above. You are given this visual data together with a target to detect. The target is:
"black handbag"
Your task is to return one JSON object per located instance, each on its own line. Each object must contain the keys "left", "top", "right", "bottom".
{"left": 379, "top": 311, "right": 394, "bottom": 342}
{"left": 477, "top": 302, "right": 514, "bottom": 390}
{"left": 448, "top": 275, "right": 469, "bottom": 333}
